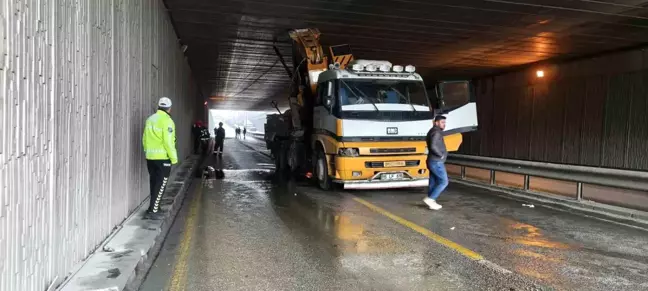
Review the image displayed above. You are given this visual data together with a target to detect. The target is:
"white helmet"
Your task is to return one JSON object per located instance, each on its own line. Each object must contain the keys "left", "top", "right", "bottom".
{"left": 158, "top": 97, "right": 172, "bottom": 108}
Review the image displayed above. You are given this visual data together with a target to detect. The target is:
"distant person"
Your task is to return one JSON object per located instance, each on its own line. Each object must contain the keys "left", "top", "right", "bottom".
{"left": 142, "top": 97, "right": 177, "bottom": 217}
{"left": 243, "top": 127, "right": 247, "bottom": 139}
{"left": 423, "top": 115, "right": 448, "bottom": 211}
{"left": 214, "top": 122, "right": 226, "bottom": 157}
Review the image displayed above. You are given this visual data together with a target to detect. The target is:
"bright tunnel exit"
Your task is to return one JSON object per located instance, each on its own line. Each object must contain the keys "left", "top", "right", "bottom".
{"left": 209, "top": 109, "right": 275, "bottom": 139}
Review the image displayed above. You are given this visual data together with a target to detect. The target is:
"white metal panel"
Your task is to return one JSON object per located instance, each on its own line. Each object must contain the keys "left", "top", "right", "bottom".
{"left": 0, "top": 0, "right": 201, "bottom": 290}
{"left": 341, "top": 119, "right": 431, "bottom": 138}
{"left": 443, "top": 102, "right": 478, "bottom": 133}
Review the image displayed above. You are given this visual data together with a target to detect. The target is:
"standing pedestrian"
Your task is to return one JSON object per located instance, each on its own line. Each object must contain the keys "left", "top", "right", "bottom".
{"left": 214, "top": 122, "right": 226, "bottom": 157}
{"left": 423, "top": 115, "right": 448, "bottom": 210}
{"left": 142, "top": 97, "right": 178, "bottom": 217}
{"left": 243, "top": 127, "right": 247, "bottom": 139}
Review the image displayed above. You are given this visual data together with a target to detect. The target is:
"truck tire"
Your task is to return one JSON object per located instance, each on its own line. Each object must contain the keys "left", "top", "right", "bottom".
{"left": 274, "top": 141, "right": 288, "bottom": 175}
{"left": 288, "top": 141, "right": 300, "bottom": 174}
{"left": 315, "top": 147, "right": 332, "bottom": 190}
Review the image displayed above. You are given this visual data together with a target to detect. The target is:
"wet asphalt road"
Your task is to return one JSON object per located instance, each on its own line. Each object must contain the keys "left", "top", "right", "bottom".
{"left": 139, "top": 138, "right": 648, "bottom": 291}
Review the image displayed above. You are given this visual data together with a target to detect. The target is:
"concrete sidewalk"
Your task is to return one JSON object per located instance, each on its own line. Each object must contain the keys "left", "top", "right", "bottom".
{"left": 57, "top": 156, "right": 201, "bottom": 291}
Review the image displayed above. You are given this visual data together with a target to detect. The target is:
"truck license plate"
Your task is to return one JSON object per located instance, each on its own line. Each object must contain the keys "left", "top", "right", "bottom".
{"left": 381, "top": 173, "right": 403, "bottom": 180}
{"left": 384, "top": 161, "right": 406, "bottom": 167}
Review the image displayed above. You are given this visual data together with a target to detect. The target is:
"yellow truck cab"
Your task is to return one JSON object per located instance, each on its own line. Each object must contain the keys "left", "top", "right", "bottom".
{"left": 310, "top": 59, "right": 478, "bottom": 190}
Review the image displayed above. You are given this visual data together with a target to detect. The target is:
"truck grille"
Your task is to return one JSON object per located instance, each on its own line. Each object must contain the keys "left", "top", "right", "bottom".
{"left": 365, "top": 160, "right": 420, "bottom": 168}
{"left": 369, "top": 148, "right": 416, "bottom": 154}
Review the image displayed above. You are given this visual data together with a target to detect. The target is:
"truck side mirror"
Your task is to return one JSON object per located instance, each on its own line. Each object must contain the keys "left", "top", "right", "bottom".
{"left": 326, "top": 81, "right": 333, "bottom": 97}
{"left": 325, "top": 81, "right": 334, "bottom": 108}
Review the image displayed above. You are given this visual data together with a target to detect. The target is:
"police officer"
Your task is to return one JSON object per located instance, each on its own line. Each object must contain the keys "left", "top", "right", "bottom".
{"left": 142, "top": 97, "right": 178, "bottom": 217}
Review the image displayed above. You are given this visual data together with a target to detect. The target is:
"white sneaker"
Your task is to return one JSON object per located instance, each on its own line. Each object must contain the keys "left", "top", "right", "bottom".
{"left": 424, "top": 198, "right": 442, "bottom": 210}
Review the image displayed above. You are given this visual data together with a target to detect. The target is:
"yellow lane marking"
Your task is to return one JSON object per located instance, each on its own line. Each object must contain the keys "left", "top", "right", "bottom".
{"left": 168, "top": 182, "right": 204, "bottom": 291}
{"left": 351, "top": 196, "right": 484, "bottom": 261}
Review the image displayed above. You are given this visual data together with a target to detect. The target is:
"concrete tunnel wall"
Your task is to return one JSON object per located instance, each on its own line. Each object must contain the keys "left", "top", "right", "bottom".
{"left": 0, "top": 1, "right": 201, "bottom": 290}
{"left": 460, "top": 47, "right": 648, "bottom": 172}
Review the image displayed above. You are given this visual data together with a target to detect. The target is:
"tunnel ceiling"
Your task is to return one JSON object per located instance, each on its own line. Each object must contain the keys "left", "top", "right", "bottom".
{"left": 164, "top": 0, "right": 648, "bottom": 110}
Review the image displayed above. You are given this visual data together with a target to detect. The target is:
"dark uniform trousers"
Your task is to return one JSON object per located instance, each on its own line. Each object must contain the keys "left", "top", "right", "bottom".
{"left": 193, "top": 136, "right": 200, "bottom": 154}
{"left": 214, "top": 138, "right": 225, "bottom": 153}
{"left": 147, "top": 159, "right": 171, "bottom": 213}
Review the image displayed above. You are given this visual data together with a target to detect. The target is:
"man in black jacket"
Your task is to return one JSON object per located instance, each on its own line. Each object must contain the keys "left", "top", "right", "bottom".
{"left": 214, "top": 122, "right": 226, "bottom": 157}
{"left": 424, "top": 115, "right": 449, "bottom": 210}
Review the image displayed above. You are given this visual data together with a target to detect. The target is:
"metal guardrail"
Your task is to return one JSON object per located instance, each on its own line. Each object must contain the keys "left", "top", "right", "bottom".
{"left": 249, "top": 131, "right": 265, "bottom": 138}
{"left": 447, "top": 154, "right": 648, "bottom": 199}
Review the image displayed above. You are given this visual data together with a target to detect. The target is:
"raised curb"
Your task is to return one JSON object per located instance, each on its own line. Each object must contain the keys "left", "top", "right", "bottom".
{"left": 452, "top": 179, "right": 648, "bottom": 230}
{"left": 57, "top": 156, "right": 202, "bottom": 291}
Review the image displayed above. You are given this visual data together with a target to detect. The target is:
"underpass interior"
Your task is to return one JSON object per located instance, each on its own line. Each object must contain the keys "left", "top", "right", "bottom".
{"left": 2, "top": 0, "right": 648, "bottom": 290}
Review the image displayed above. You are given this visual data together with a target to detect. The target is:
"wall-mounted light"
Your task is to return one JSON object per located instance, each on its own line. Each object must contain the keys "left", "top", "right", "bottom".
{"left": 536, "top": 70, "right": 545, "bottom": 78}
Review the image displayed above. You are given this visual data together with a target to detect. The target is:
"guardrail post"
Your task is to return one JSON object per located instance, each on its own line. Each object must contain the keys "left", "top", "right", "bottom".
{"left": 577, "top": 182, "right": 583, "bottom": 200}
{"left": 523, "top": 175, "right": 530, "bottom": 191}
{"left": 460, "top": 166, "right": 466, "bottom": 179}
{"left": 490, "top": 170, "right": 495, "bottom": 185}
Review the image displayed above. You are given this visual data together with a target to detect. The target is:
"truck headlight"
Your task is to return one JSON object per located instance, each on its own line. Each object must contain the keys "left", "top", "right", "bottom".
{"left": 338, "top": 148, "right": 359, "bottom": 157}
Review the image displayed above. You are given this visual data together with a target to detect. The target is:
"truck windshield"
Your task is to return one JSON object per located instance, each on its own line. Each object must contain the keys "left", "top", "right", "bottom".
{"left": 339, "top": 79, "right": 430, "bottom": 111}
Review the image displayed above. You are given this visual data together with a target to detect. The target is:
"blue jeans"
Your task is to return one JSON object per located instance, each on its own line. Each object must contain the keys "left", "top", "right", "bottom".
{"left": 427, "top": 161, "right": 449, "bottom": 200}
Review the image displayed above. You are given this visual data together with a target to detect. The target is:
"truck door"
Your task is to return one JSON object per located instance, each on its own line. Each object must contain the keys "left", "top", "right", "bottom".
{"left": 435, "top": 80, "right": 478, "bottom": 135}
{"left": 313, "top": 80, "right": 336, "bottom": 133}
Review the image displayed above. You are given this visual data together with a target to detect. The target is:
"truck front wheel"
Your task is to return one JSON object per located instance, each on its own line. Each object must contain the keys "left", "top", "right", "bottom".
{"left": 316, "top": 148, "right": 332, "bottom": 190}
{"left": 274, "top": 141, "right": 288, "bottom": 175}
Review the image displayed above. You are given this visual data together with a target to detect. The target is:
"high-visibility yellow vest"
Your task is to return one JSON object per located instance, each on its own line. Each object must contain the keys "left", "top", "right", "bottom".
{"left": 142, "top": 110, "right": 178, "bottom": 164}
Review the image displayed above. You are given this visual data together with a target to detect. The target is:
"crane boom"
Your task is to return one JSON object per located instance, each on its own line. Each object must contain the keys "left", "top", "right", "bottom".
{"left": 288, "top": 28, "right": 328, "bottom": 95}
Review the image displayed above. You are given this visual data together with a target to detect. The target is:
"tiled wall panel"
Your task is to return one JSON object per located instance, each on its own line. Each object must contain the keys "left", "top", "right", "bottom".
{"left": 0, "top": 1, "right": 200, "bottom": 290}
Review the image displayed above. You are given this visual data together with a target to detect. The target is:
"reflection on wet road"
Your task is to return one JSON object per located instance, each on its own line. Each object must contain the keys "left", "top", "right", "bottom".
{"left": 140, "top": 139, "right": 648, "bottom": 291}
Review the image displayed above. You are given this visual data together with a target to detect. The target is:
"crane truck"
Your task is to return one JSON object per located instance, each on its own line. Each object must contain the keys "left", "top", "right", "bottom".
{"left": 264, "top": 28, "right": 478, "bottom": 190}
